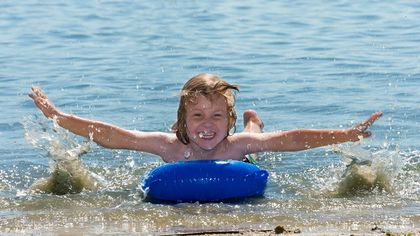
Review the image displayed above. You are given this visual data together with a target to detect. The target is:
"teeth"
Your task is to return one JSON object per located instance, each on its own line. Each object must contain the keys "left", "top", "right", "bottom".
{"left": 198, "top": 131, "right": 213, "bottom": 139}
{"left": 198, "top": 131, "right": 206, "bottom": 138}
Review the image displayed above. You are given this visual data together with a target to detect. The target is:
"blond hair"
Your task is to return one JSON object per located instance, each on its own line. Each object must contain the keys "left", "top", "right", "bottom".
{"left": 174, "top": 73, "right": 239, "bottom": 144}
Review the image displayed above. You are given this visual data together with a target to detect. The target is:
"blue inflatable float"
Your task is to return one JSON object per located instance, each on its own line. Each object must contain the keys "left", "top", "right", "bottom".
{"left": 141, "top": 160, "right": 269, "bottom": 202}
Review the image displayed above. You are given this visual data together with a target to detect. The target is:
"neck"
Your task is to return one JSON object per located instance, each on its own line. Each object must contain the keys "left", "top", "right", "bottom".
{"left": 184, "top": 143, "right": 219, "bottom": 160}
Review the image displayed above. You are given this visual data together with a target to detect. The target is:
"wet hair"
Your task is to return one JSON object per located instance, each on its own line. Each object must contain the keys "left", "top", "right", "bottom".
{"left": 174, "top": 73, "right": 239, "bottom": 145}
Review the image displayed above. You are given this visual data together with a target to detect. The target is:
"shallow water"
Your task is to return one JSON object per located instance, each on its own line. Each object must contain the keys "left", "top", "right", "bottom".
{"left": 1, "top": 0, "right": 419, "bottom": 234}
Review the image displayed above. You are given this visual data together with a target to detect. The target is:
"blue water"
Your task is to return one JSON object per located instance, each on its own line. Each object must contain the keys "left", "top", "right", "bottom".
{"left": 1, "top": 0, "right": 419, "bottom": 234}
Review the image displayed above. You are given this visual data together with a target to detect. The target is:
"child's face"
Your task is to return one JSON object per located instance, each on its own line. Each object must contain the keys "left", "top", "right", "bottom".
{"left": 185, "top": 94, "right": 229, "bottom": 151}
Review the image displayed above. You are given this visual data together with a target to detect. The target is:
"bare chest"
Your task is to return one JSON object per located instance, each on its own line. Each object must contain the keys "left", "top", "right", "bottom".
{"left": 162, "top": 141, "right": 244, "bottom": 162}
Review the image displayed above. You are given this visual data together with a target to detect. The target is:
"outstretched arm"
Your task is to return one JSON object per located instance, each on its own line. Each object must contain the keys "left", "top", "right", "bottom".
{"left": 238, "top": 112, "right": 383, "bottom": 153}
{"left": 29, "top": 86, "right": 120, "bottom": 147}
{"left": 28, "top": 86, "right": 172, "bottom": 154}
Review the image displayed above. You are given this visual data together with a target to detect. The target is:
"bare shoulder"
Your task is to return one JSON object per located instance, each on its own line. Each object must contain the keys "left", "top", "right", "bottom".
{"left": 225, "top": 132, "right": 267, "bottom": 155}
{"left": 122, "top": 131, "right": 181, "bottom": 156}
{"left": 129, "top": 131, "right": 187, "bottom": 162}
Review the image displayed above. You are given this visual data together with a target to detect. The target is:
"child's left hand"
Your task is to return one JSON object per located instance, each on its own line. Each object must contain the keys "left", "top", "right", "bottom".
{"left": 346, "top": 112, "right": 383, "bottom": 141}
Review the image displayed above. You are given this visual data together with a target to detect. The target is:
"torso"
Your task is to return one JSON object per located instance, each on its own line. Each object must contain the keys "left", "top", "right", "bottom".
{"left": 160, "top": 135, "right": 246, "bottom": 163}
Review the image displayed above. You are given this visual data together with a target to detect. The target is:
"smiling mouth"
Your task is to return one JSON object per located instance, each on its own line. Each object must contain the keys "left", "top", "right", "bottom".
{"left": 198, "top": 131, "right": 215, "bottom": 139}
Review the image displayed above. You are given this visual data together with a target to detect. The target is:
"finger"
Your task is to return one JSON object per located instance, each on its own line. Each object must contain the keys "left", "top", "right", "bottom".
{"left": 354, "top": 112, "right": 383, "bottom": 132}
{"left": 362, "top": 112, "right": 383, "bottom": 127}
{"left": 362, "top": 131, "right": 372, "bottom": 138}
{"left": 31, "top": 86, "right": 47, "bottom": 99}
{"left": 31, "top": 85, "right": 39, "bottom": 95}
{"left": 29, "top": 90, "right": 42, "bottom": 100}
{"left": 28, "top": 93, "right": 36, "bottom": 100}
{"left": 355, "top": 123, "right": 368, "bottom": 132}
{"left": 29, "top": 86, "right": 37, "bottom": 99}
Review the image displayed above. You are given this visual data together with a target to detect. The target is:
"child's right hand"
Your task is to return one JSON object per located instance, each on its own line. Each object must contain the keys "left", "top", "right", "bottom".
{"left": 29, "top": 86, "right": 60, "bottom": 119}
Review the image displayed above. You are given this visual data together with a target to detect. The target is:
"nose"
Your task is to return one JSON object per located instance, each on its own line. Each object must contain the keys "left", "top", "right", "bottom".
{"left": 202, "top": 119, "right": 213, "bottom": 127}
{"left": 201, "top": 117, "right": 215, "bottom": 128}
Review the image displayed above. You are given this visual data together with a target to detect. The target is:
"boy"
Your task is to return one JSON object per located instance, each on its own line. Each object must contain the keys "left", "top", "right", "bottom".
{"left": 29, "top": 73, "right": 382, "bottom": 162}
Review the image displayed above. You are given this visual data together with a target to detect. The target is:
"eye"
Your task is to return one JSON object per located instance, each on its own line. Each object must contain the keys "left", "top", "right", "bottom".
{"left": 213, "top": 113, "right": 224, "bottom": 118}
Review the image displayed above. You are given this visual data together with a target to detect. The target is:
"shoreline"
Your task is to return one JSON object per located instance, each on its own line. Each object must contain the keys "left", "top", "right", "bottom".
{"left": 164, "top": 225, "right": 419, "bottom": 236}
{"left": 1, "top": 222, "right": 419, "bottom": 235}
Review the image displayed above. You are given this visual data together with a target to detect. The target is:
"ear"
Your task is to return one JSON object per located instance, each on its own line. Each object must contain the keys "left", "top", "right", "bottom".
{"left": 171, "top": 121, "right": 177, "bottom": 132}
{"left": 228, "top": 125, "right": 236, "bottom": 136}
{"left": 228, "top": 116, "right": 236, "bottom": 136}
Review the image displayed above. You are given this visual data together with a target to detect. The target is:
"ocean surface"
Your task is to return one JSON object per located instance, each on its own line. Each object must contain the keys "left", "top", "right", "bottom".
{"left": 1, "top": 0, "right": 419, "bottom": 234}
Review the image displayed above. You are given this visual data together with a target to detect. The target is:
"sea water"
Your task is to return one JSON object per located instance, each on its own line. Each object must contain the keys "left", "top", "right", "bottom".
{"left": 1, "top": 0, "right": 419, "bottom": 234}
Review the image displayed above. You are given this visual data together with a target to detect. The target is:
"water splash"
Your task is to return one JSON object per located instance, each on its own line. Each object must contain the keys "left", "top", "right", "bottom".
{"left": 330, "top": 143, "right": 403, "bottom": 197}
{"left": 22, "top": 115, "right": 106, "bottom": 195}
